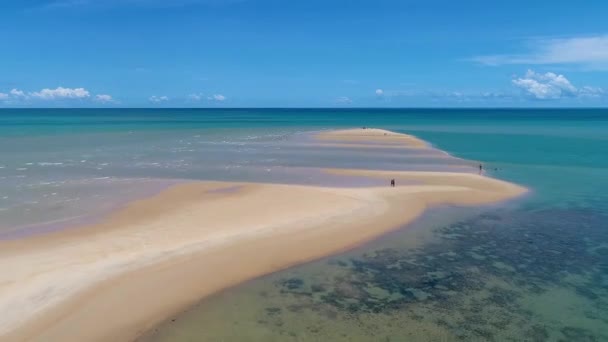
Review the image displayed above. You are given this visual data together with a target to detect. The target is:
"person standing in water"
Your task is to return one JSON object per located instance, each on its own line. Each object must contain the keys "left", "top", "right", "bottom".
{"left": 390, "top": 179, "right": 395, "bottom": 187}
{"left": 479, "top": 164, "right": 483, "bottom": 175}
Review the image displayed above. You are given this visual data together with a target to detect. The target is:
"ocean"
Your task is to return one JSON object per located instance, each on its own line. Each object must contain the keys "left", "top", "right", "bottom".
{"left": 2, "top": 108, "right": 608, "bottom": 340}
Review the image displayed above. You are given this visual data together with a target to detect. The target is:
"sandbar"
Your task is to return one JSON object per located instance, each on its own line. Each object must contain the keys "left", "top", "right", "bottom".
{"left": 0, "top": 129, "right": 526, "bottom": 342}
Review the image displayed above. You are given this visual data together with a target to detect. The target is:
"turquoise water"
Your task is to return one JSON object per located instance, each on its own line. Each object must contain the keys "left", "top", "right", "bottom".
{"left": 410, "top": 128, "right": 608, "bottom": 211}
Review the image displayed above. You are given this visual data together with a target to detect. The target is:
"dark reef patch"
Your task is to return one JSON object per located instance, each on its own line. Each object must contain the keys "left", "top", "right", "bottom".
{"left": 560, "top": 326, "right": 598, "bottom": 342}
{"left": 272, "top": 207, "right": 608, "bottom": 341}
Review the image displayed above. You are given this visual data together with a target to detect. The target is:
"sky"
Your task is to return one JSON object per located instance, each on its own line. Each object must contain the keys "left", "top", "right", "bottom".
{"left": 1, "top": 0, "right": 607, "bottom": 108}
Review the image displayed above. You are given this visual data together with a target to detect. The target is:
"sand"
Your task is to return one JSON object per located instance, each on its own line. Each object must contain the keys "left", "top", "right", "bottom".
{"left": 0, "top": 129, "right": 527, "bottom": 342}
{"left": 315, "top": 128, "right": 430, "bottom": 148}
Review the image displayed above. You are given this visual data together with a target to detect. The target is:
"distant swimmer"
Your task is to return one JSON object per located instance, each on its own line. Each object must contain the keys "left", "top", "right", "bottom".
{"left": 390, "top": 179, "right": 395, "bottom": 187}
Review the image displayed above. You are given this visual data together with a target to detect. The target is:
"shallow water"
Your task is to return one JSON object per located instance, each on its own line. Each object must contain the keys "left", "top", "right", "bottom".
{"left": 1, "top": 109, "right": 477, "bottom": 234}
{"left": 137, "top": 108, "right": 608, "bottom": 341}
{"left": 141, "top": 204, "right": 608, "bottom": 341}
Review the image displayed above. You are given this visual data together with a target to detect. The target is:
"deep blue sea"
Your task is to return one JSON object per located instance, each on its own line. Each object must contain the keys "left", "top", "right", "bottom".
{"left": 2, "top": 108, "right": 608, "bottom": 340}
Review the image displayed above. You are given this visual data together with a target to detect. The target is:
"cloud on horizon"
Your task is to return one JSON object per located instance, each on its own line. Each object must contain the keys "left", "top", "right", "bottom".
{"left": 30, "top": 87, "right": 90, "bottom": 100}
{"left": 472, "top": 35, "right": 608, "bottom": 70}
{"left": 188, "top": 93, "right": 227, "bottom": 102}
{"left": 335, "top": 96, "right": 352, "bottom": 105}
{"left": 10, "top": 89, "right": 26, "bottom": 97}
{"left": 0, "top": 87, "right": 114, "bottom": 105}
{"left": 94, "top": 94, "right": 115, "bottom": 103}
{"left": 371, "top": 70, "right": 604, "bottom": 103}
{"left": 188, "top": 93, "right": 204, "bottom": 101}
{"left": 149, "top": 95, "right": 169, "bottom": 103}
{"left": 372, "top": 87, "right": 514, "bottom": 102}
{"left": 208, "top": 94, "right": 226, "bottom": 102}
{"left": 512, "top": 70, "right": 604, "bottom": 100}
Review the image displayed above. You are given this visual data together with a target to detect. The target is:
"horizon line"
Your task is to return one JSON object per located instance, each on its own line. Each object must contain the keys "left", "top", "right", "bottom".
{"left": 1, "top": 107, "right": 608, "bottom": 110}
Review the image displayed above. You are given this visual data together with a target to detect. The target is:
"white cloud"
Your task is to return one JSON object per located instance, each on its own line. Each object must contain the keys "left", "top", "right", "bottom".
{"left": 579, "top": 86, "right": 605, "bottom": 98}
{"left": 364, "top": 88, "right": 516, "bottom": 103}
{"left": 0, "top": 87, "right": 114, "bottom": 105}
{"left": 208, "top": 94, "right": 226, "bottom": 101}
{"left": 472, "top": 35, "right": 608, "bottom": 69}
{"left": 376, "top": 72, "right": 602, "bottom": 102}
{"left": 512, "top": 69, "right": 603, "bottom": 100}
{"left": 30, "top": 87, "right": 90, "bottom": 100}
{"left": 189, "top": 93, "right": 227, "bottom": 102}
{"left": 188, "top": 93, "right": 203, "bottom": 101}
{"left": 375, "top": 89, "right": 384, "bottom": 96}
{"left": 481, "top": 92, "right": 513, "bottom": 100}
{"left": 512, "top": 70, "right": 577, "bottom": 99}
{"left": 149, "top": 95, "right": 169, "bottom": 103}
{"left": 335, "top": 96, "right": 352, "bottom": 105}
{"left": 94, "top": 94, "right": 114, "bottom": 103}
{"left": 10, "top": 89, "right": 26, "bottom": 97}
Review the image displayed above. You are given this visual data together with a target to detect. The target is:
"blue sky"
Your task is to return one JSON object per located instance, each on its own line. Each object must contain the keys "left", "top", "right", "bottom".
{"left": 1, "top": 0, "right": 607, "bottom": 107}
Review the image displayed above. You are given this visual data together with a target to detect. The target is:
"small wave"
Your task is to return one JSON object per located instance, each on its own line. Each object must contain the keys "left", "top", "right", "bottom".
{"left": 38, "top": 162, "right": 64, "bottom": 166}
{"left": 224, "top": 165, "right": 242, "bottom": 169}
{"left": 38, "top": 181, "right": 58, "bottom": 186}
{"left": 135, "top": 162, "right": 161, "bottom": 167}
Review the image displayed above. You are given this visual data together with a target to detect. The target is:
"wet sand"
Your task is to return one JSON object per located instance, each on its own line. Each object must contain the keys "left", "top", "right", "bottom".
{"left": 0, "top": 129, "right": 526, "bottom": 342}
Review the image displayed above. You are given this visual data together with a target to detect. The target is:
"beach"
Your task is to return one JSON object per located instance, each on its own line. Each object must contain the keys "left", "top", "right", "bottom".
{"left": 0, "top": 128, "right": 526, "bottom": 341}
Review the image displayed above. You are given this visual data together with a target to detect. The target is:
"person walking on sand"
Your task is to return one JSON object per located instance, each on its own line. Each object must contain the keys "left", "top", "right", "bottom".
{"left": 390, "top": 179, "right": 395, "bottom": 187}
